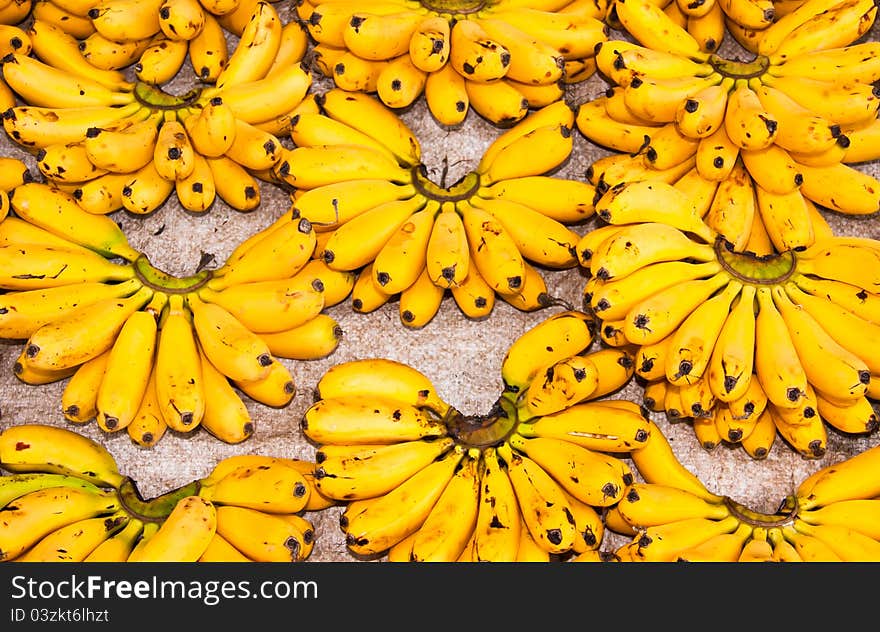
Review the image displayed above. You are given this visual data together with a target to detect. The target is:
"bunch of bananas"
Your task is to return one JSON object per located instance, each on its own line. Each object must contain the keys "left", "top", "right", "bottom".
{"left": 0, "top": 423, "right": 327, "bottom": 562}
{"left": 1, "top": 1, "right": 313, "bottom": 214}
{"left": 300, "top": 309, "right": 651, "bottom": 561}
{"left": 605, "top": 428, "right": 880, "bottom": 561}
{"left": 578, "top": 180, "right": 880, "bottom": 458}
{"left": 297, "top": 0, "right": 608, "bottom": 126}
{"left": 577, "top": 0, "right": 880, "bottom": 250}
{"left": 277, "top": 92, "right": 596, "bottom": 326}
{"left": 2, "top": 181, "right": 351, "bottom": 446}
{"left": 23, "top": 0, "right": 298, "bottom": 82}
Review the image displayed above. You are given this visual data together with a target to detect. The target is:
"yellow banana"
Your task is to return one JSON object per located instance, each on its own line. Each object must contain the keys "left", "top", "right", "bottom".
{"left": 478, "top": 175, "right": 596, "bottom": 224}
{"left": 84, "top": 517, "right": 145, "bottom": 562}
{"left": 705, "top": 284, "right": 757, "bottom": 402}
{"left": 95, "top": 300, "right": 162, "bottom": 433}
{"left": 674, "top": 76, "right": 735, "bottom": 139}
{"left": 769, "top": 0, "right": 877, "bottom": 62}
{"left": 457, "top": 197, "right": 528, "bottom": 297}
{"left": 376, "top": 53, "right": 428, "bottom": 110}
{"left": 274, "top": 144, "right": 411, "bottom": 190}
{"left": 398, "top": 263, "right": 445, "bottom": 328}
{"left": 119, "top": 160, "right": 175, "bottom": 215}
{"left": 768, "top": 40, "right": 880, "bottom": 85}
{"left": 200, "top": 461, "right": 310, "bottom": 513}
{"left": 464, "top": 77, "right": 530, "bottom": 126}
{"left": 153, "top": 293, "right": 205, "bottom": 433}
{"left": 152, "top": 116, "right": 197, "bottom": 181}
{"left": 60, "top": 349, "right": 112, "bottom": 424}
{"left": 315, "top": 357, "right": 449, "bottom": 416}
{"left": 518, "top": 354, "right": 600, "bottom": 418}
{"left": 188, "top": 12, "right": 228, "bottom": 82}
{"left": 613, "top": 0, "right": 707, "bottom": 56}
{"left": 301, "top": 394, "right": 447, "bottom": 445}
{"left": 761, "top": 73, "right": 879, "bottom": 127}
{"left": 469, "top": 447, "right": 522, "bottom": 562}
{"left": 158, "top": 0, "right": 206, "bottom": 41}
{"left": 517, "top": 400, "right": 652, "bottom": 452}
{"left": 575, "top": 94, "right": 658, "bottom": 153}
{"left": 795, "top": 160, "right": 880, "bottom": 216}
{"left": 30, "top": 1, "right": 96, "bottom": 39}
{"left": 740, "top": 406, "right": 777, "bottom": 459}
{"left": 197, "top": 343, "right": 254, "bottom": 444}
{"left": 126, "top": 363, "right": 168, "bottom": 448}
{"left": 797, "top": 442, "right": 880, "bottom": 509}
{"left": 135, "top": 37, "right": 189, "bottom": 85}
{"left": 214, "top": 1, "right": 282, "bottom": 90}
{"left": 623, "top": 72, "right": 722, "bottom": 124}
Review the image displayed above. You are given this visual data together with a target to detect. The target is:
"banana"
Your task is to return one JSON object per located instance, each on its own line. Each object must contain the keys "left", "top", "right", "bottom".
{"left": 508, "top": 433, "right": 630, "bottom": 508}
{"left": 499, "top": 309, "right": 594, "bottom": 395}
{"left": 134, "top": 37, "right": 189, "bottom": 85}
{"left": 19, "top": 511, "right": 130, "bottom": 562}
{"left": 0, "top": 472, "right": 108, "bottom": 509}
{"left": 200, "top": 461, "right": 310, "bottom": 513}
{"left": 675, "top": 522, "right": 755, "bottom": 561}
{"left": 768, "top": 41, "right": 880, "bottom": 85}
{"left": 153, "top": 293, "right": 205, "bottom": 433}
{"left": 753, "top": 286, "right": 810, "bottom": 409}
{"left": 477, "top": 175, "right": 596, "bottom": 224}
{"left": 361, "top": 200, "right": 431, "bottom": 294}
{"left": 674, "top": 76, "right": 735, "bottom": 139}
{"left": 779, "top": 524, "right": 842, "bottom": 561}
{"left": 717, "top": 0, "right": 776, "bottom": 28}
{"left": 185, "top": 292, "right": 273, "bottom": 383}
{"left": 58, "top": 350, "right": 110, "bottom": 424}
{"left": 120, "top": 160, "right": 176, "bottom": 215}
{"left": 0, "top": 242, "right": 134, "bottom": 291}
{"left": 640, "top": 120, "right": 701, "bottom": 170}
{"left": 327, "top": 50, "right": 385, "bottom": 92}
{"left": 574, "top": 94, "right": 657, "bottom": 153}
{"left": 88, "top": 0, "right": 163, "bottom": 41}
{"left": 314, "top": 437, "right": 456, "bottom": 501}
{"left": 623, "top": 72, "right": 722, "bottom": 124}
{"left": 84, "top": 517, "right": 145, "bottom": 562}
{"left": 13, "top": 346, "right": 79, "bottom": 385}
{"left": 800, "top": 499, "right": 880, "bottom": 540}
{"left": 463, "top": 77, "right": 530, "bottom": 126}
{"left": 771, "top": 285, "right": 869, "bottom": 402}
{"left": 793, "top": 520, "right": 880, "bottom": 562}
{"left": 214, "top": 1, "right": 282, "bottom": 90}
{"left": 30, "top": 1, "right": 96, "bottom": 39}
{"left": 590, "top": 221, "right": 715, "bottom": 282}
{"left": 27, "top": 19, "right": 129, "bottom": 90}
{"left": 95, "top": 299, "right": 162, "bottom": 433}
{"left": 790, "top": 274, "right": 880, "bottom": 326}
{"left": 448, "top": 17, "right": 511, "bottom": 83}
{"left": 158, "top": 0, "right": 206, "bottom": 41}
{"left": 339, "top": 9, "right": 422, "bottom": 61}
{"left": 478, "top": 98, "right": 575, "bottom": 166}
{"left": 82, "top": 110, "right": 161, "bottom": 174}
{"left": 17, "top": 284, "right": 150, "bottom": 372}
{"left": 175, "top": 152, "right": 216, "bottom": 213}
{"left": 748, "top": 81, "right": 840, "bottom": 156}
{"left": 761, "top": 73, "right": 880, "bottom": 127}
{"left": 588, "top": 259, "right": 722, "bottom": 323}
{"left": 457, "top": 197, "right": 527, "bottom": 298}
{"left": 496, "top": 441, "right": 576, "bottom": 554}
{"left": 422, "top": 60, "right": 469, "bottom": 127}
{"left": 797, "top": 444, "right": 880, "bottom": 510}
{"left": 196, "top": 276, "right": 324, "bottom": 336}
{"left": 768, "top": 527, "right": 803, "bottom": 561}
{"left": 0, "top": 486, "right": 121, "bottom": 561}
{"left": 377, "top": 53, "right": 428, "bottom": 110}
{"left": 274, "top": 144, "right": 411, "bottom": 190}
{"left": 630, "top": 419, "right": 723, "bottom": 500}
{"left": 468, "top": 447, "right": 522, "bottom": 562}
{"left": 449, "top": 264, "right": 496, "bottom": 319}
{"left": 624, "top": 515, "right": 741, "bottom": 561}
{"left": 34, "top": 140, "right": 107, "bottom": 185}
{"left": 769, "top": 0, "right": 877, "bottom": 62}
{"left": 477, "top": 17, "right": 565, "bottom": 86}
{"left": 594, "top": 40, "right": 711, "bottom": 85}
{"left": 212, "top": 0, "right": 259, "bottom": 33}
{"left": 2, "top": 52, "right": 134, "bottom": 108}
{"left": 704, "top": 283, "right": 757, "bottom": 402}
{"left": 79, "top": 31, "right": 159, "bottom": 71}
{"left": 126, "top": 495, "right": 216, "bottom": 562}
{"left": 783, "top": 281, "right": 880, "bottom": 376}
{"left": 410, "top": 454, "right": 481, "bottom": 562}
{"left": 740, "top": 406, "right": 777, "bottom": 459}
{"left": 343, "top": 447, "right": 463, "bottom": 557}
{"left": 615, "top": 482, "right": 731, "bottom": 529}
{"left": 408, "top": 15, "right": 450, "bottom": 72}
{"left": 723, "top": 80, "right": 780, "bottom": 151}
{"left": 10, "top": 182, "right": 139, "bottom": 260}
{"left": 197, "top": 532, "right": 251, "bottom": 562}
{"left": 815, "top": 390, "right": 878, "bottom": 434}
{"left": 397, "top": 263, "right": 445, "bottom": 328}
{"left": 795, "top": 160, "right": 880, "bottom": 216}
{"left": 289, "top": 258, "right": 356, "bottom": 307}
{"left": 180, "top": 100, "right": 235, "bottom": 159}
{"left": 126, "top": 364, "right": 168, "bottom": 448}
{"left": 316, "top": 358, "right": 449, "bottom": 416}
{"left": 517, "top": 400, "right": 652, "bottom": 452}
{"left": 797, "top": 239, "right": 880, "bottom": 292}
{"left": 316, "top": 87, "right": 421, "bottom": 166}
{"left": 350, "top": 263, "right": 393, "bottom": 313}
{"left": 303, "top": 1, "right": 411, "bottom": 47}
{"left": 636, "top": 335, "right": 673, "bottom": 383}
{"left": 322, "top": 194, "right": 428, "bottom": 273}
{"left": 188, "top": 12, "right": 228, "bottom": 82}
{"left": 197, "top": 343, "right": 254, "bottom": 444}
{"left": 613, "top": 0, "right": 707, "bottom": 56}
{"left": 301, "top": 394, "right": 447, "bottom": 445}
{"left": 518, "top": 354, "right": 600, "bottom": 418}
{"left": 215, "top": 505, "right": 312, "bottom": 561}
{"left": 768, "top": 398, "right": 828, "bottom": 458}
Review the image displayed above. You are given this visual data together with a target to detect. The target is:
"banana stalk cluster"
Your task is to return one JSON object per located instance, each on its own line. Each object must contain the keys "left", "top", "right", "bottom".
{"left": 604, "top": 428, "right": 880, "bottom": 562}
{"left": 297, "top": 0, "right": 608, "bottom": 126}
{"left": 1, "top": 181, "right": 351, "bottom": 447}
{"left": 300, "top": 311, "right": 649, "bottom": 561}
{"left": 579, "top": 181, "right": 880, "bottom": 458}
{"left": 1, "top": 1, "right": 312, "bottom": 214}
{"left": 279, "top": 91, "right": 596, "bottom": 326}
{"left": 578, "top": 0, "right": 880, "bottom": 251}
{"left": 0, "top": 424, "right": 329, "bottom": 562}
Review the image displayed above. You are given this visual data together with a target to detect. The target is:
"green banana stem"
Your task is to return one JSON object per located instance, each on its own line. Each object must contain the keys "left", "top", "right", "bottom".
{"left": 133, "top": 254, "right": 213, "bottom": 294}
{"left": 411, "top": 164, "right": 482, "bottom": 202}
{"left": 445, "top": 397, "right": 519, "bottom": 448}
{"left": 134, "top": 81, "right": 203, "bottom": 110}
{"left": 722, "top": 494, "right": 800, "bottom": 528}
{"left": 117, "top": 477, "right": 202, "bottom": 523}
{"left": 417, "top": 0, "right": 487, "bottom": 15}
{"left": 708, "top": 54, "right": 770, "bottom": 79}
{"left": 714, "top": 237, "right": 797, "bottom": 284}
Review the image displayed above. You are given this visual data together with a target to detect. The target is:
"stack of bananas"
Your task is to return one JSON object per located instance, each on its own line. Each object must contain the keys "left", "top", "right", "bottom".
{"left": 21, "top": 0, "right": 299, "bottom": 84}
{"left": 1, "top": 1, "right": 313, "bottom": 214}
{"left": 1, "top": 180, "right": 352, "bottom": 447}
{"left": 578, "top": 179, "right": 880, "bottom": 459}
{"left": 604, "top": 424, "right": 880, "bottom": 562}
{"left": 297, "top": 0, "right": 608, "bottom": 126}
{"left": 577, "top": 0, "right": 880, "bottom": 251}
{"left": 300, "top": 310, "right": 651, "bottom": 561}
{"left": 0, "top": 424, "right": 328, "bottom": 562}
{"left": 277, "top": 91, "right": 596, "bottom": 326}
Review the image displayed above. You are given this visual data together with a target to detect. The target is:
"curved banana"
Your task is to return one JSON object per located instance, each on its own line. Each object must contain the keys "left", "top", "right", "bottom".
{"left": 19, "top": 511, "right": 130, "bottom": 562}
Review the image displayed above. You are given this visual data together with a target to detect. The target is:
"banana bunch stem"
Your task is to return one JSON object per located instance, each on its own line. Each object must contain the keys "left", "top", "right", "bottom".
{"left": 133, "top": 253, "right": 213, "bottom": 293}
{"left": 116, "top": 476, "right": 202, "bottom": 523}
